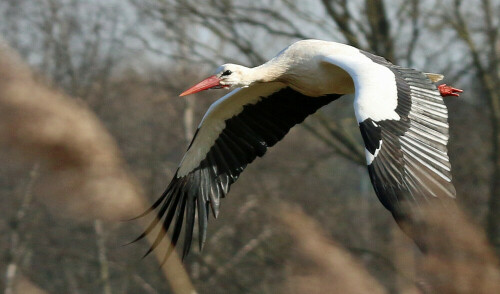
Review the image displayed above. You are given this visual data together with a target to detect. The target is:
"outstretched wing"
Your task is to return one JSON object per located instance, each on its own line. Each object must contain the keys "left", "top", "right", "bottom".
{"left": 137, "top": 82, "right": 341, "bottom": 260}
{"left": 323, "top": 51, "right": 456, "bottom": 242}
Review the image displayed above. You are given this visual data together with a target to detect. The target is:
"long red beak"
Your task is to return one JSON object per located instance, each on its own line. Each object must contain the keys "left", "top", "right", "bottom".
{"left": 180, "top": 75, "right": 222, "bottom": 97}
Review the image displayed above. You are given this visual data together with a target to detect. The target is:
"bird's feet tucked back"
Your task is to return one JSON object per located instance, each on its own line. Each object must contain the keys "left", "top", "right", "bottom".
{"left": 438, "top": 84, "right": 463, "bottom": 97}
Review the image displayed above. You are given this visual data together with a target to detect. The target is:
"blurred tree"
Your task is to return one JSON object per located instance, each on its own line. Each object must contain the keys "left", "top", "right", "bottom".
{"left": 438, "top": 0, "right": 500, "bottom": 255}
{"left": 1, "top": 0, "right": 499, "bottom": 293}
{"left": 0, "top": 0, "right": 129, "bottom": 107}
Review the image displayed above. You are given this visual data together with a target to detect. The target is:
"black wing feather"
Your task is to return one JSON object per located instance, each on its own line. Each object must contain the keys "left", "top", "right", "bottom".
{"left": 358, "top": 53, "right": 456, "bottom": 246}
{"left": 137, "top": 87, "right": 341, "bottom": 260}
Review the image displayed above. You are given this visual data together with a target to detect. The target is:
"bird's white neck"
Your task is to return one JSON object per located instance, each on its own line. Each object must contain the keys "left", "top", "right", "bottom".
{"left": 230, "top": 41, "right": 356, "bottom": 96}
{"left": 242, "top": 63, "right": 287, "bottom": 85}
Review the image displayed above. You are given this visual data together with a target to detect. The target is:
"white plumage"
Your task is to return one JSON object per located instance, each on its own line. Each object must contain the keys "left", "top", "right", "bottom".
{"left": 136, "top": 39, "right": 461, "bottom": 260}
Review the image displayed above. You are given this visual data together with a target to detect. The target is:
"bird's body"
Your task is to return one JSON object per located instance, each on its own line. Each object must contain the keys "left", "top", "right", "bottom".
{"left": 137, "top": 40, "right": 461, "bottom": 260}
{"left": 258, "top": 40, "right": 355, "bottom": 96}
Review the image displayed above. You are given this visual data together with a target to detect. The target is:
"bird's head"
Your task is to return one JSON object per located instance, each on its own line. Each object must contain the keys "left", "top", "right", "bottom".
{"left": 180, "top": 64, "right": 254, "bottom": 96}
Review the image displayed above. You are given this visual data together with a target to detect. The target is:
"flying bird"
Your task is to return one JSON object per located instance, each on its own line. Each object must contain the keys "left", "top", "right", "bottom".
{"left": 136, "top": 40, "right": 462, "bottom": 260}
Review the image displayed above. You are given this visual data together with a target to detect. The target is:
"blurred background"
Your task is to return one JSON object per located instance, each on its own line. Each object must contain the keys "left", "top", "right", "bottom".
{"left": 0, "top": 0, "right": 499, "bottom": 293}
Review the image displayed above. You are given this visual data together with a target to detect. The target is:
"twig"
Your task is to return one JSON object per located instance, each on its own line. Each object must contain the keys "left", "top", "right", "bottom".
{"left": 4, "top": 163, "right": 39, "bottom": 294}
{"left": 206, "top": 228, "right": 273, "bottom": 285}
{"left": 95, "top": 220, "right": 112, "bottom": 294}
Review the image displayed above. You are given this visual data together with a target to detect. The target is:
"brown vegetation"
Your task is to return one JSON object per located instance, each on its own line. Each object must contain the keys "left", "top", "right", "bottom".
{"left": 0, "top": 43, "right": 194, "bottom": 294}
{"left": 0, "top": 43, "right": 141, "bottom": 221}
{"left": 279, "top": 203, "right": 500, "bottom": 294}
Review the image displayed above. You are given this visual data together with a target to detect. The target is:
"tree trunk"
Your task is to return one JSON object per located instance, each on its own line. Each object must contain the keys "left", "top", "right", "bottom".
{"left": 486, "top": 101, "right": 500, "bottom": 255}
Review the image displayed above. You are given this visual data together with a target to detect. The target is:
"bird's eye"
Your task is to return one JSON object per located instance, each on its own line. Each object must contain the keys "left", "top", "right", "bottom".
{"left": 221, "top": 70, "right": 232, "bottom": 76}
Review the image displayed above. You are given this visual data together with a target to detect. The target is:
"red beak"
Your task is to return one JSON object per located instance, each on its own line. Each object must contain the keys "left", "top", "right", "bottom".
{"left": 180, "top": 75, "right": 222, "bottom": 97}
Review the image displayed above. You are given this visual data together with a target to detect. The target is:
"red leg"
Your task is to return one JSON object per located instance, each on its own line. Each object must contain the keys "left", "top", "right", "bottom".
{"left": 438, "top": 84, "right": 463, "bottom": 97}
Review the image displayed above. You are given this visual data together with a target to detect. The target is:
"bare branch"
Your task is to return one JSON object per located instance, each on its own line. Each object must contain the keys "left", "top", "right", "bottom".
{"left": 278, "top": 204, "right": 387, "bottom": 294}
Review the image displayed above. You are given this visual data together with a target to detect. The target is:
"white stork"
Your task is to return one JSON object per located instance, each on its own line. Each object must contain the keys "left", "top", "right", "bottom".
{"left": 135, "top": 40, "right": 462, "bottom": 259}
